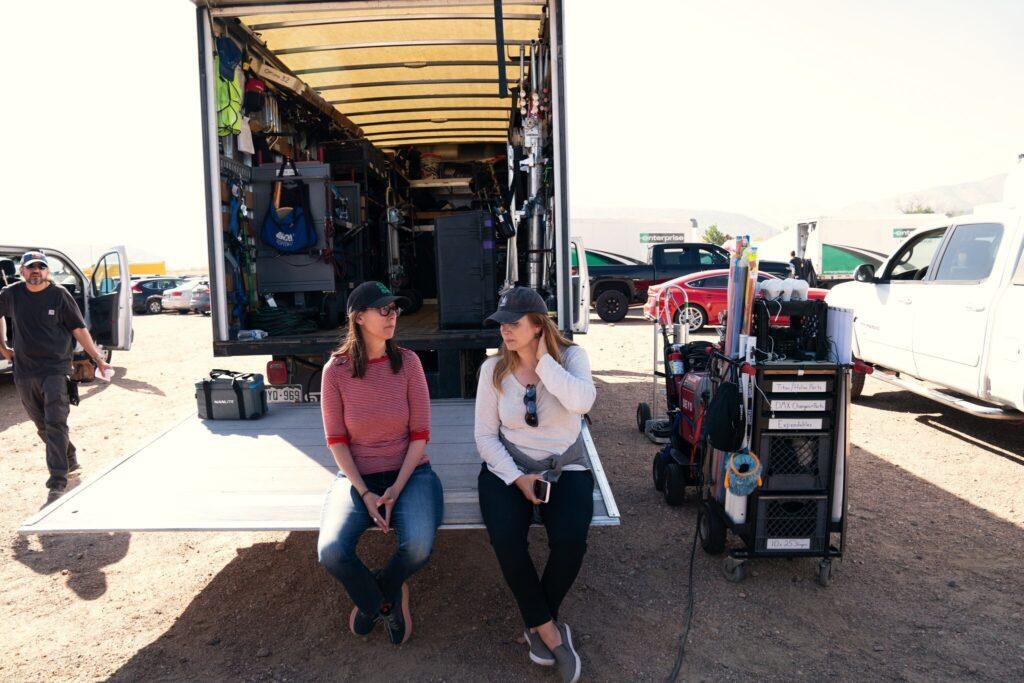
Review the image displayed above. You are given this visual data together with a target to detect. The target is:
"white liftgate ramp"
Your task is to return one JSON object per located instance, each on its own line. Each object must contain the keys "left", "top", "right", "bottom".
{"left": 19, "top": 401, "right": 619, "bottom": 534}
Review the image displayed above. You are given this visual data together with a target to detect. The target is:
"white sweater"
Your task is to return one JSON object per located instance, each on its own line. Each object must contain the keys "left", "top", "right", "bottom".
{"left": 474, "top": 345, "right": 597, "bottom": 485}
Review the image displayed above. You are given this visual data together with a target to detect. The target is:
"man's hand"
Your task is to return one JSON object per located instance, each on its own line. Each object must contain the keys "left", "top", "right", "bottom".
{"left": 0, "top": 345, "right": 13, "bottom": 362}
{"left": 95, "top": 357, "right": 113, "bottom": 379}
{"left": 514, "top": 473, "right": 544, "bottom": 504}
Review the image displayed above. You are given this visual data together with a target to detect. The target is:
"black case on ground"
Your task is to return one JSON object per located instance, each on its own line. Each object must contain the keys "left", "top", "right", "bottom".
{"left": 195, "top": 370, "right": 267, "bottom": 420}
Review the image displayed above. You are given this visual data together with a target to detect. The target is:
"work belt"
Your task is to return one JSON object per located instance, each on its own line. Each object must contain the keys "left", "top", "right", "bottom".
{"left": 499, "top": 430, "right": 589, "bottom": 482}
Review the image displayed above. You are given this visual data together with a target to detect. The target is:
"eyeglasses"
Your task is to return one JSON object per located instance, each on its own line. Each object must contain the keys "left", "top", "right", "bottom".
{"left": 25, "top": 264, "right": 48, "bottom": 271}
{"left": 524, "top": 384, "right": 539, "bottom": 427}
{"left": 376, "top": 305, "right": 402, "bottom": 317}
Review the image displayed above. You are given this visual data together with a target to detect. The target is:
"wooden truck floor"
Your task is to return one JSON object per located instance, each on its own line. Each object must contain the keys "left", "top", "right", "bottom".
{"left": 19, "top": 400, "right": 619, "bottom": 534}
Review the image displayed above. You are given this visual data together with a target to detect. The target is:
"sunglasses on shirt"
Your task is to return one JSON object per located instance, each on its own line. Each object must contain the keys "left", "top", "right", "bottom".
{"left": 524, "top": 384, "right": 539, "bottom": 427}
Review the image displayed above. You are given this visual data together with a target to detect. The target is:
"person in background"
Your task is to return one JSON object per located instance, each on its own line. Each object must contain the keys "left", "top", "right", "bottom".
{"left": 317, "top": 281, "right": 444, "bottom": 646}
{"left": 789, "top": 251, "right": 803, "bottom": 279}
{"left": 0, "top": 251, "right": 113, "bottom": 502}
{"left": 474, "top": 287, "right": 596, "bottom": 683}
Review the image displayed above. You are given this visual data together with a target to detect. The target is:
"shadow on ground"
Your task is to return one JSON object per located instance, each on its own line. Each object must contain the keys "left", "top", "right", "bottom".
{"left": 11, "top": 532, "right": 131, "bottom": 600}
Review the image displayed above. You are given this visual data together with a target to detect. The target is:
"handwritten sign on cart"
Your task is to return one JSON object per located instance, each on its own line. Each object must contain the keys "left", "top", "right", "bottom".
{"left": 771, "top": 381, "right": 827, "bottom": 393}
{"left": 770, "top": 399, "right": 826, "bottom": 411}
{"left": 768, "top": 417, "right": 824, "bottom": 430}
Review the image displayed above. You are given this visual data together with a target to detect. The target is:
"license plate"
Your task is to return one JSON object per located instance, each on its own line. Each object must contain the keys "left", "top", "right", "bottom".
{"left": 266, "top": 384, "right": 303, "bottom": 404}
{"left": 767, "top": 538, "right": 811, "bottom": 551}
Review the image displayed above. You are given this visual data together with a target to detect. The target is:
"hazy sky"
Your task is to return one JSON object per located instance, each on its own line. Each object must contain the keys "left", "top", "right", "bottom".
{"left": 3, "top": 0, "right": 1021, "bottom": 267}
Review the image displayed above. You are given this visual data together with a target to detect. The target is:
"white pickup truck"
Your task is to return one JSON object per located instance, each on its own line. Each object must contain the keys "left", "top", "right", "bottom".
{"left": 826, "top": 159, "right": 1024, "bottom": 419}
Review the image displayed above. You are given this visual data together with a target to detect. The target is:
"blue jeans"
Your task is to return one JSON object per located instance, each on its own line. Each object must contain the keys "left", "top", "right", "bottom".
{"left": 317, "top": 463, "right": 444, "bottom": 614}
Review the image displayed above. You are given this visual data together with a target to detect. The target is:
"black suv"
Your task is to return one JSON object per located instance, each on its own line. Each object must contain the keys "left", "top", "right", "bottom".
{"left": 132, "top": 277, "right": 186, "bottom": 314}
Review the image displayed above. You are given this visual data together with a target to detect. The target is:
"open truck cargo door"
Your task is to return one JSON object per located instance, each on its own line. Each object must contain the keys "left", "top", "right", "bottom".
{"left": 570, "top": 236, "right": 590, "bottom": 334}
{"left": 87, "top": 246, "right": 132, "bottom": 351}
{"left": 19, "top": 400, "right": 618, "bottom": 534}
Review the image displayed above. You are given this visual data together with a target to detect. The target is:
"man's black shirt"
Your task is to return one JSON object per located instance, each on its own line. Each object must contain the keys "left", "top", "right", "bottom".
{"left": 0, "top": 281, "right": 86, "bottom": 377}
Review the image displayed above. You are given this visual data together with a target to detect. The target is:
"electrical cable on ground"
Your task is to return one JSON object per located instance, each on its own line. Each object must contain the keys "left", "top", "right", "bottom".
{"left": 666, "top": 507, "right": 701, "bottom": 683}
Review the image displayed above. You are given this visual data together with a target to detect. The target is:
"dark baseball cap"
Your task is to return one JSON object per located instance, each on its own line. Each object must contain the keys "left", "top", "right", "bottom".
{"left": 20, "top": 251, "right": 48, "bottom": 267}
{"left": 347, "top": 281, "right": 411, "bottom": 314}
{"left": 485, "top": 287, "right": 548, "bottom": 325}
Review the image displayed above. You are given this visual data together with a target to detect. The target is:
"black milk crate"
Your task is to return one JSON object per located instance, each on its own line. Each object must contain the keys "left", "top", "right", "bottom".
{"left": 757, "top": 431, "right": 833, "bottom": 491}
{"left": 753, "top": 299, "right": 829, "bottom": 362}
{"left": 754, "top": 495, "right": 829, "bottom": 554}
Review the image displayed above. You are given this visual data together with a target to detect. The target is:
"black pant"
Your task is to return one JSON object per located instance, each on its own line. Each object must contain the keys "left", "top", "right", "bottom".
{"left": 14, "top": 373, "right": 77, "bottom": 490}
{"left": 478, "top": 465, "right": 593, "bottom": 628}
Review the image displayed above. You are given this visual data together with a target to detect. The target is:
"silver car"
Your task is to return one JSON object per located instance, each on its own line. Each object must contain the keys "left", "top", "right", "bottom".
{"left": 162, "top": 278, "right": 208, "bottom": 314}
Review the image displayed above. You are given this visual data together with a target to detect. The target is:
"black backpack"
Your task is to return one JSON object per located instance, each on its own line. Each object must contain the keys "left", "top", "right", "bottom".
{"left": 705, "top": 371, "right": 745, "bottom": 451}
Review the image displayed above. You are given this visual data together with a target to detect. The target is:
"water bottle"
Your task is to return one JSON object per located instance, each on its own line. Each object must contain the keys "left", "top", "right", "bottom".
{"left": 237, "top": 329, "right": 268, "bottom": 341}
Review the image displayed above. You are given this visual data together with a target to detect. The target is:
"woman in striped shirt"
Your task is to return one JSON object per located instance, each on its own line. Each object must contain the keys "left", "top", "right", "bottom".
{"left": 317, "top": 281, "right": 443, "bottom": 646}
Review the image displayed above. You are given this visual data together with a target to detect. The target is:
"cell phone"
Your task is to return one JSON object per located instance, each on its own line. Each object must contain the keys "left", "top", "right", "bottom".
{"left": 533, "top": 478, "right": 551, "bottom": 504}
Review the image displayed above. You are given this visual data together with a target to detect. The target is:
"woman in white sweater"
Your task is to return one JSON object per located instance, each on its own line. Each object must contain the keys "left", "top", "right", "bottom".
{"left": 475, "top": 287, "right": 596, "bottom": 683}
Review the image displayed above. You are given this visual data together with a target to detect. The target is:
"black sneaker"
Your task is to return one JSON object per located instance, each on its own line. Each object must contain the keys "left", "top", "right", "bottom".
{"left": 348, "top": 607, "right": 379, "bottom": 637}
{"left": 379, "top": 583, "right": 411, "bottom": 646}
{"left": 68, "top": 462, "right": 81, "bottom": 477}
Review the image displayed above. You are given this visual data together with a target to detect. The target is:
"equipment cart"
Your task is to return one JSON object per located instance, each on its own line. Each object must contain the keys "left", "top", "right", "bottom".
{"left": 699, "top": 299, "right": 850, "bottom": 586}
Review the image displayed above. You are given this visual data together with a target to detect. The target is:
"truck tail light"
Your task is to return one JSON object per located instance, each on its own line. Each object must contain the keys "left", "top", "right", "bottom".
{"left": 571, "top": 266, "right": 578, "bottom": 276}
{"left": 266, "top": 360, "right": 288, "bottom": 385}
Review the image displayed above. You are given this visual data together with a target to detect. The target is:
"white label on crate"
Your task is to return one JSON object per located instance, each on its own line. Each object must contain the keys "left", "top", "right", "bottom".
{"left": 769, "top": 418, "right": 823, "bottom": 430}
{"left": 772, "top": 381, "right": 826, "bottom": 393}
{"left": 770, "top": 399, "right": 826, "bottom": 412}
{"left": 767, "top": 538, "right": 811, "bottom": 551}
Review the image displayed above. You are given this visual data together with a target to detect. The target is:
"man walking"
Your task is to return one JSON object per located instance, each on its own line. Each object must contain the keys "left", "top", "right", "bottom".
{"left": 0, "top": 251, "right": 113, "bottom": 502}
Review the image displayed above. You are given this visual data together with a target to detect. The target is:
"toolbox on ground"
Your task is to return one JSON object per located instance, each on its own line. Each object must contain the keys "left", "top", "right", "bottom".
{"left": 196, "top": 370, "right": 268, "bottom": 420}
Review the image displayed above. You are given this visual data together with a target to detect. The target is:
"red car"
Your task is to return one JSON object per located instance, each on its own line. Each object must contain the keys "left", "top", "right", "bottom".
{"left": 643, "top": 269, "right": 828, "bottom": 331}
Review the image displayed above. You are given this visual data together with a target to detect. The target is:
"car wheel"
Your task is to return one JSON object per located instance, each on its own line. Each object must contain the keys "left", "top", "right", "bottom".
{"left": 595, "top": 290, "right": 629, "bottom": 323}
{"left": 147, "top": 299, "right": 162, "bottom": 314}
{"left": 851, "top": 371, "right": 865, "bottom": 401}
{"left": 675, "top": 304, "right": 707, "bottom": 332}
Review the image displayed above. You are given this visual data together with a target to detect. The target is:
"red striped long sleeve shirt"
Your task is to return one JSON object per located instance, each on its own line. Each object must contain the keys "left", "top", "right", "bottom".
{"left": 320, "top": 348, "right": 431, "bottom": 476}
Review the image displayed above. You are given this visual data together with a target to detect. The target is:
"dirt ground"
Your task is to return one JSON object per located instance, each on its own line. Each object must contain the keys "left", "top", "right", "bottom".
{"left": 1, "top": 311, "right": 1022, "bottom": 682}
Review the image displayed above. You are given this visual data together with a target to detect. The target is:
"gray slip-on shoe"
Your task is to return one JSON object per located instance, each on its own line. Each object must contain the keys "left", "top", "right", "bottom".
{"left": 524, "top": 629, "right": 555, "bottom": 666}
{"left": 552, "top": 622, "right": 581, "bottom": 683}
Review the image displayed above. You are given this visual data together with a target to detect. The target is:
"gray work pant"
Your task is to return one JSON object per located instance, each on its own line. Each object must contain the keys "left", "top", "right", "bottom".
{"left": 14, "top": 373, "right": 77, "bottom": 490}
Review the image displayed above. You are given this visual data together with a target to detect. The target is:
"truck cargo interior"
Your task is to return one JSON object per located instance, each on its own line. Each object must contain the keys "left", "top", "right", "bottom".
{"left": 200, "top": 0, "right": 586, "bottom": 399}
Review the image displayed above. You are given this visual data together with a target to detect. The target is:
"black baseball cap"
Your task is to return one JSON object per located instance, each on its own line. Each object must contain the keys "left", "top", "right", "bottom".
{"left": 347, "top": 281, "right": 411, "bottom": 314}
{"left": 485, "top": 287, "right": 548, "bottom": 325}
{"left": 20, "top": 251, "right": 48, "bottom": 267}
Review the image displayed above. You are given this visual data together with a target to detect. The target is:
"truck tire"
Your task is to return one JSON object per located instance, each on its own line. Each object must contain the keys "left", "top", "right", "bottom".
{"left": 596, "top": 290, "right": 629, "bottom": 322}
{"left": 851, "top": 371, "right": 866, "bottom": 401}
